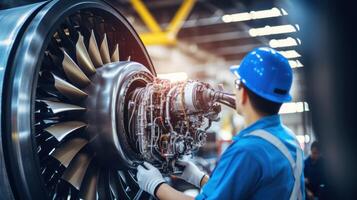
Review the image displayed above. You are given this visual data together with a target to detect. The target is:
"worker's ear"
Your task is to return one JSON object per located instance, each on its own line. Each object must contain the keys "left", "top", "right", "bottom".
{"left": 241, "top": 87, "right": 249, "bottom": 105}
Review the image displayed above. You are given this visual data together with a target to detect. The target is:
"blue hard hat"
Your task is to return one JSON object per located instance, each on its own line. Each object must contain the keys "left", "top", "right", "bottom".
{"left": 230, "top": 47, "right": 293, "bottom": 103}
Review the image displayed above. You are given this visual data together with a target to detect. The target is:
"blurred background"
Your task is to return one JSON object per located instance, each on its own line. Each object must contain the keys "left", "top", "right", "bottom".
{"left": 112, "top": 0, "right": 312, "bottom": 172}
{"left": 114, "top": 1, "right": 315, "bottom": 197}
{"left": 105, "top": 0, "right": 312, "bottom": 153}
{"left": 1, "top": 0, "right": 356, "bottom": 199}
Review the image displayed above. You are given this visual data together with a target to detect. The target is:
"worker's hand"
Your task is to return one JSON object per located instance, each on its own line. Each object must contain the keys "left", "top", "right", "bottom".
{"left": 136, "top": 162, "right": 166, "bottom": 196}
{"left": 176, "top": 159, "right": 206, "bottom": 188}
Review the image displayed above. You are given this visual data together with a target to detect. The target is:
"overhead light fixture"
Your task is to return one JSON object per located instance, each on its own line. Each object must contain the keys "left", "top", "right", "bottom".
{"left": 279, "top": 50, "right": 301, "bottom": 59}
{"left": 222, "top": 7, "right": 288, "bottom": 23}
{"left": 269, "top": 37, "right": 301, "bottom": 48}
{"left": 249, "top": 24, "right": 299, "bottom": 37}
{"left": 288, "top": 60, "right": 304, "bottom": 68}
{"left": 157, "top": 72, "right": 188, "bottom": 82}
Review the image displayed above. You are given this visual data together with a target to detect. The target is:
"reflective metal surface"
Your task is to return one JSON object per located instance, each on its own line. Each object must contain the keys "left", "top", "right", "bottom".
{"left": 99, "top": 33, "right": 111, "bottom": 64}
{"left": 0, "top": 2, "right": 47, "bottom": 200}
{"left": 37, "top": 99, "right": 86, "bottom": 114}
{"left": 61, "top": 151, "right": 94, "bottom": 190}
{"left": 1, "top": 0, "right": 155, "bottom": 199}
{"left": 50, "top": 138, "right": 88, "bottom": 167}
{"left": 44, "top": 121, "right": 87, "bottom": 141}
{"left": 61, "top": 49, "right": 91, "bottom": 87}
{"left": 76, "top": 32, "right": 97, "bottom": 75}
{"left": 84, "top": 61, "right": 153, "bottom": 168}
{"left": 51, "top": 73, "right": 89, "bottom": 101}
{"left": 88, "top": 30, "right": 103, "bottom": 68}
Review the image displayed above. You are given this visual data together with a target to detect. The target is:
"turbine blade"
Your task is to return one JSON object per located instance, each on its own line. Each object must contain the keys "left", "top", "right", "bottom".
{"left": 62, "top": 49, "right": 91, "bottom": 87}
{"left": 88, "top": 30, "right": 103, "bottom": 68}
{"left": 76, "top": 32, "right": 96, "bottom": 75}
{"left": 109, "top": 170, "right": 129, "bottom": 199}
{"left": 80, "top": 164, "right": 99, "bottom": 200}
{"left": 50, "top": 138, "right": 88, "bottom": 167}
{"left": 97, "top": 169, "right": 113, "bottom": 200}
{"left": 133, "top": 188, "right": 145, "bottom": 200}
{"left": 110, "top": 44, "right": 119, "bottom": 62}
{"left": 123, "top": 171, "right": 139, "bottom": 191}
{"left": 100, "top": 33, "right": 111, "bottom": 64}
{"left": 62, "top": 151, "right": 94, "bottom": 190}
{"left": 51, "top": 73, "right": 88, "bottom": 101}
{"left": 44, "top": 121, "right": 87, "bottom": 141}
{"left": 37, "top": 99, "right": 86, "bottom": 114}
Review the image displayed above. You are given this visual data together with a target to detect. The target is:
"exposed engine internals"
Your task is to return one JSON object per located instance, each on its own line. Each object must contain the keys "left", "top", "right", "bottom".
{"left": 126, "top": 78, "right": 235, "bottom": 173}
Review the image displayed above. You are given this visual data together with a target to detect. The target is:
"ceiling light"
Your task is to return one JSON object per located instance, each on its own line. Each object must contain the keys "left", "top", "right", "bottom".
{"left": 279, "top": 50, "right": 301, "bottom": 59}
{"left": 269, "top": 37, "right": 301, "bottom": 48}
{"left": 249, "top": 24, "right": 298, "bottom": 37}
{"left": 288, "top": 60, "right": 304, "bottom": 68}
{"left": 222, "top": 7, "right": 287, "bottom": 23}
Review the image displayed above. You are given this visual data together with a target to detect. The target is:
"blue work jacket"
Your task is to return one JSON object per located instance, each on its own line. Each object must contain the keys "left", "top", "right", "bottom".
{"left": 196, "top": 115, "right": 305, "bottom": 200}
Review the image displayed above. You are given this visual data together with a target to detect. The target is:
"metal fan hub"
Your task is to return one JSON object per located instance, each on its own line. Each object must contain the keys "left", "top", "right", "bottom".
{"left": 84, "top": 61, "right": 153, "bottom": 169}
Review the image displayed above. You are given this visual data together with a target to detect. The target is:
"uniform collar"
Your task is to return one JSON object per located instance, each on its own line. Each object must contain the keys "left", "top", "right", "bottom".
{"left": 233, "top": 114, "right": 282, "bottom": 141}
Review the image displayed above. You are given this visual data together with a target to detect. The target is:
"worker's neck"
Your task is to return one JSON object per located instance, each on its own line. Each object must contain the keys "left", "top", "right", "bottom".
{"left": 244, "top": 108, "right": 265, "bottom": 127}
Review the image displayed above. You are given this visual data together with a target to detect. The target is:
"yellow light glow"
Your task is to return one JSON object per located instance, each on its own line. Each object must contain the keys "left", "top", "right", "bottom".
{"left": 219, "top": 130, "right": 233, "bottom": 141}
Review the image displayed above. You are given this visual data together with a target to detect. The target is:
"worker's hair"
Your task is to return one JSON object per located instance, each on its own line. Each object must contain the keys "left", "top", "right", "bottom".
{"left": 242, "top": 84, "right": 282, "bottom": 115}
{"left": 311, "top": 141, "right": 320, "bottom": 151}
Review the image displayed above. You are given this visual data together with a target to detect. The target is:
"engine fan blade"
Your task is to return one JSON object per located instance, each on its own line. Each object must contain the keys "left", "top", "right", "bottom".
{"left": 47, "top": 73, "right": 88, "bottom": 102}
{"left": 36, "top": 99, "right": 86, "bottom": 114}
{"left": 111, "top": 43, "right": 119, "bottom": 62}
{"left": 88, "top": 30, "right": 103, "bottom": 68}
{"left": 109, "top": 170, "right": 130, "bottom": 199}
{"left": 50, "top": 138, "right": 88, "bottom": 167}
{"left": 62, "top": 150, "right": 94, "bottom": 190}
{"left": 97, "top": 169, "right": 113, "bottom": 200}
{"left": 80, "top": 164, "right": 99, "bottom": 200}
{"left": 61, "top": 49, "right": 91, "bottom": 87}
{"left": 133, "top": 189, "right": 145, "bottom": 200}
{"left": 44, "top": 121, "right": 87, "bottom": 142}
{"left": 100, "top": 33, "right": 111, "bottom": 64}
{"left": 118, "top": 171, "right": 141, "bottom": 198}
{"left": 76, "top": 32, "right": 96, "bottom": 75}
{"left": 124, "top": 171, "right": 139, "bottom": 191}
{"left": 57, "top": 28, "right": 76, "bottom": 59}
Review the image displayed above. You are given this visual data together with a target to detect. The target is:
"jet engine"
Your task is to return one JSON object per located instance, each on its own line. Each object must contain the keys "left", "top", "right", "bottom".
{"left": 0, "top": 1, "right": 235, "bottom": 199}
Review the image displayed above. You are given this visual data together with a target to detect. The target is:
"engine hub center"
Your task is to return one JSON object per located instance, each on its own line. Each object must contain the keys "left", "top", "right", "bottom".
{"left": 84, "top": 61, "right": 153, "bottom": 169}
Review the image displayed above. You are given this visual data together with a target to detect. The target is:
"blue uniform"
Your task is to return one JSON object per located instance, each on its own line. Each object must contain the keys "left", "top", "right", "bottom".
{"left": 196, "top": 115, "right": 305, "bottom": 200}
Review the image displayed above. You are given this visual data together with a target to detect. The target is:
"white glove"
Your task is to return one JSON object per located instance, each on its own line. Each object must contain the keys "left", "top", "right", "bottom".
{"left": 136, "top": 162, "right": 166, "bottom": 196}
{"left": 176, "top": 159, "right": 205, "bottom": 188}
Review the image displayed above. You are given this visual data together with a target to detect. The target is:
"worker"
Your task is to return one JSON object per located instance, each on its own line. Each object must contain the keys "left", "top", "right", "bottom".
{"left": 304, "top": 141, "right": 327, "bottom": 199}
{"left": 136, "top": 47, "right": 305, "bottom": 200}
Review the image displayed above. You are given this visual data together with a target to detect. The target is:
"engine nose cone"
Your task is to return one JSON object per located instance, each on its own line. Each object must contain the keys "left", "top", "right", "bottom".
{"left": 83, "top": 61, "right": 153, "bottom": 168}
